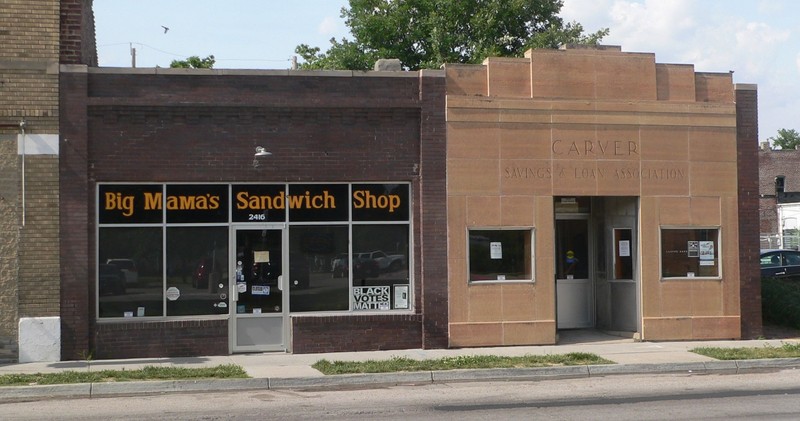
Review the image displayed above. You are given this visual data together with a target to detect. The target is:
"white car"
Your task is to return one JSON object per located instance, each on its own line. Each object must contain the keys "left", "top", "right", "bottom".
{"left": 357, "top": 250, "right": 406, "bottom": 272}
{"left": 106, "top": 258, "right": 139, "bottom": 285}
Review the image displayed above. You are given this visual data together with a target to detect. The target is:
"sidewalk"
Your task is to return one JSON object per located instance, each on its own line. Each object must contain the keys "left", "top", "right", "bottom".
{"left": 2, "top": 331, "right": 800, "bottom": 401}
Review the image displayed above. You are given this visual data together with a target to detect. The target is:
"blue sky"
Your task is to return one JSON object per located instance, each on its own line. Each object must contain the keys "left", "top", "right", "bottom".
{"left": 95, "top": 0, "right": 799, "bottom": 142}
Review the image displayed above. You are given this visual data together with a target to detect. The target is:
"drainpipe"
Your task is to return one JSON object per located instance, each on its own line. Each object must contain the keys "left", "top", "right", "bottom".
{"left": 19, "top": 119, "right": 26, "bottom": 227}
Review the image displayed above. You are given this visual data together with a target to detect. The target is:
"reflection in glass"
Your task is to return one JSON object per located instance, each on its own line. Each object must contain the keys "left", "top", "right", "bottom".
{"left": 352, "top": 225, "right": 410, "bottom": 310}
{"left": 469, "top": 230, "right": 532, "bottom": 282}
{"left": 98, "top": 227, "right": 163, "bottom": 318}
{"left": 233, "top": 229, "right": 283, "bottom": 314}
{"left": 661, "top": 228, "right": 719, "bottom": 278}
{"left": 289, "top": 226, "right": 349, "bottom": 312}
{"left": 166, "top": 227, "right": 228, "bottom": 316}
{"left": 556, "top": 220, "right": 589, "bottom": 279}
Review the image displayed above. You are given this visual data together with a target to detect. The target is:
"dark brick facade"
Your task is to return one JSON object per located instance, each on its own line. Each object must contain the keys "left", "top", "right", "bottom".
{"left": 60, "top": 0, "right": 97, "bottom": 66}
{"left": 94, "top": 320, "right": 227, "bottom": 359}
{"left": 736, "top": 85, "right": 762, "bottom": 339}
{"left": 60, "top": 68, "right": 447, "bottom": 359}
{"left": 758, "top": 147, "right": 800, "bottom": 238}
{"left": 292, "top": 314, "right": 422, "bottom": 353}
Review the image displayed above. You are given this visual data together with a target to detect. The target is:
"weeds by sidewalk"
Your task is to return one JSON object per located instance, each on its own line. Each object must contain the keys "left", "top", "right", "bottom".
{"left": 0, "top": 364, "right": 248, "bottom": 387}
{"left": 691, "top": 342, "right": 800, "bottom": 360}
{"left": 313, "top": 352, "right": 614, "bottom": 375}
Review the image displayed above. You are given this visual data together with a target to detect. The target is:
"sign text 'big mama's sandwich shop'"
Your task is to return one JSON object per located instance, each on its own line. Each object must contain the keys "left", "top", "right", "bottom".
{"left": 98, "top": 183, "right": 410, "bottom": 225}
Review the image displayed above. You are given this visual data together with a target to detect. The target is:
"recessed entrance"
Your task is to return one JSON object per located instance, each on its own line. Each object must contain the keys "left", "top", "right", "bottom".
{"left": 555, "top": 197, "right": 640, "bottom": 336}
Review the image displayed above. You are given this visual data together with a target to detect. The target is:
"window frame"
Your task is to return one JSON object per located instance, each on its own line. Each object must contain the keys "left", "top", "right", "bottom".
{"left": 96, "top": 182, "right": 414, "bottom": 322}
{"left": 659, "top": 226, "right": 722, "bottom": 280}
{"left": 467, "top": 227, "right": 535, "bottom": 284}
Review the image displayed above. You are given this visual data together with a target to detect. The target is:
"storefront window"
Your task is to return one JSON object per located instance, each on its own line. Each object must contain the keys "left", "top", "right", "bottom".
{"left": 98, "top": 182, "right": 413, "bottom": 319}
{"left": 98, "top": 227, "right": 163, "bottom": 318}
{"left": 166, "top": 227, "right": 228, "bottom": 316}
{"left": 661, "top": 228, "right": 720, "bottom": 278}
{"left": 469, "top": 229, "right": 533, "bottom": 282}
{"left": 352, "top": 225, "right": 410, "bottom": 310}
{"left": 289, "top": 226, "right": 349, "bottom": 312}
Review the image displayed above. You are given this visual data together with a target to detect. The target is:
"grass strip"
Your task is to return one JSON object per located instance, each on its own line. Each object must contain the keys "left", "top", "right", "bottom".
{"left": 691, "top": 342, "right": 800, "bottom": 360}
{"left": 312, "top": 352, "right": 614, "bottom": 375}
{"left": 0, "top": 364, "right": 248, "bottom": 387}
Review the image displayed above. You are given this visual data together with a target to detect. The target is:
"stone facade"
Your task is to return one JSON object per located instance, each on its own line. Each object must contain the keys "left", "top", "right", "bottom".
{"left": 445, "top": 47, "right": 759, "bottom": 345}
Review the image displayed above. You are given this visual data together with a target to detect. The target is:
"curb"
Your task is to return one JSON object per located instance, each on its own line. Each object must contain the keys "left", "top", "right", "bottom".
{"left": 2, "top": 360, "right": 800, "bottom": 402}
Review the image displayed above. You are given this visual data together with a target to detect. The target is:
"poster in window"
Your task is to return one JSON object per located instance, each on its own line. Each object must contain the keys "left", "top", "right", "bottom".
{"left": 490, "top": 242, "right": 502, "bottom": 259}
{"left": 394, "top": 285, "right": 409, "bottom": 309}
{"left": 699, "top": 241, "right": 715, "bottom": 265}
{"left": 618, "top": 240, "right": 630, "bottom": 257}
{"left": 687, "top": 241, "right": 699, "bottom": 257}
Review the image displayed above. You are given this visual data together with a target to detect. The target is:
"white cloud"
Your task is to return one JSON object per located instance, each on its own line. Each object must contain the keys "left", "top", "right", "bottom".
{"left": 318, "top": 16, "right": 339, "bottom": 36}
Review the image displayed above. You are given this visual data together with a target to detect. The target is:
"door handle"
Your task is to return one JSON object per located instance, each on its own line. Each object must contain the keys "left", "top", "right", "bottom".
{"left": 277, "top": 275, "right": 283, "bottom": 292}
{"left": 775, "top": 271, "right": 786, "bottom": 276}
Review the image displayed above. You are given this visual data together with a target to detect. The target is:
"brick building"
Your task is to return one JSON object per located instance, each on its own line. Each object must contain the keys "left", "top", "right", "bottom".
{"left": 0, "top": 0, "right": 95, "bottom": 362}
{"left": 759, "top": 144, "right": 800, "bottom": 249}
{"left": 2, "top": 1, "right": 763, "bottom": 361}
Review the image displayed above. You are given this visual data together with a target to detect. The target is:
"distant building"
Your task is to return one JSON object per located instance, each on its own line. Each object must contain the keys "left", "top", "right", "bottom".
{"left": 759, "top": 143, "right": 800, "bottom": 249}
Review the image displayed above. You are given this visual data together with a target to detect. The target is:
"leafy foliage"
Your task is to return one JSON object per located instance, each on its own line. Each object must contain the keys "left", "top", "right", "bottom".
{"left": 295, "top": 0, "right": 608, "bottom": 70}
{"left": 768, "top": 128, "right": 800, "bottom": 150}
{"left": 170, "top": 55, "right": 216, "bottom": 69}
{"left": 762, "top": 276, "right": 800, "bottom": 329}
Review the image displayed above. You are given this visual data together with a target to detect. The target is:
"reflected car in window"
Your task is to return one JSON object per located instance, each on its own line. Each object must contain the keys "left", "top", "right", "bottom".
{"left": 106, "top": 258, "right": 138, "bottom": 285}
{"left": 760, "top": 249, "right": 800, "bottom": 279}
{"left": 99, "top": 263, "right": 126, "bottom": 295}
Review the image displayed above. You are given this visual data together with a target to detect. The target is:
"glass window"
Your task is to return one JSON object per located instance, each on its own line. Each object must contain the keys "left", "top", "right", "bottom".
{"left": 99, "top": 227, "right": 163, "bottom": 318}
{"left": 469, "top": 229, "right": 533, "bottom": 282}
{"left": 661, "top": 228, "right": 720, "bottom": 278}
{"left": 166, "top": 227, "right": 229, "bottom": 316}
{"left": 289, "top": 226, "right": 350, "bottom": 312}
{"left": 352, "top": 225, "right": 410, "bottom": 310}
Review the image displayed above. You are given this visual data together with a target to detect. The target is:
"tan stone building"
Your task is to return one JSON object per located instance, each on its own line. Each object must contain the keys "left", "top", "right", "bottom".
{"left": 445, "top": 46, "right": 761, "bottom": 346}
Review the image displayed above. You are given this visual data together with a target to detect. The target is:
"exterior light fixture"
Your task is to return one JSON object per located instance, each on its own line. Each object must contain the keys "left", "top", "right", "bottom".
{"left": 254, "top": 146, "right": 272, "bottom": 157}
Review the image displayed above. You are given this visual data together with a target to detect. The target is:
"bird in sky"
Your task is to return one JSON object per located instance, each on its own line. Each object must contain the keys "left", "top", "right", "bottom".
{"left": 161, "top": 25, "right": 169, "bottom": 34}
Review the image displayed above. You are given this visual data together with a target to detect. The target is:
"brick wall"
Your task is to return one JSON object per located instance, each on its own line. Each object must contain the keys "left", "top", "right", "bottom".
{"left": 736, "top": 85, "right": 762, "bottom": 338}
{"left": 758, "top": 148, "right": 800, "bottom": 236}
{"left": 61, "top": 68, "right": 446, "bottom": 358}
{"left": 60, "top": 0, "right": 97, "bottom": 66}
{"left": 0, "top": 0, "right": 62, "bottom": 350}
{"left": 94, "top": 320, "right": 227, "bottom": 359}
{"left": 59, "top": 69, "right": 90, "bottom": 360}
{"left": 418, "top": 71, "right": 448, "bottom": 349}
{"left": 292, "top": 314, "right": 422, "bottom": 353}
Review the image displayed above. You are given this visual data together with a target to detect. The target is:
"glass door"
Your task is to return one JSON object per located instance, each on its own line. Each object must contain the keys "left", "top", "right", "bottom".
{"left": 230, "top": 226, "right": 287, "bottom": 352}
{"left": 555, "top": 217, "right": 593, "bottom": 329}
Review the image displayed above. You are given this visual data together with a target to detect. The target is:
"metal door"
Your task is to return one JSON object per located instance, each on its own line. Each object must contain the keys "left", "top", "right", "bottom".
{"left": 230, "top": 226, "right": 287, "bottom": 352}
{"left": 555, "top": 217, "right": 593, "bottom": 329}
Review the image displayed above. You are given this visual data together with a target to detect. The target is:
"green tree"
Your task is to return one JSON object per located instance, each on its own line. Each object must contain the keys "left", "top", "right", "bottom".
{"left": 170, "top": 55, "right": 216, "bottom": 69}
{"left": 295, "top": 0, "right": 608, "bottom": 70}
{"left": 769, "top": 128, "right": 800, "bottom": 150}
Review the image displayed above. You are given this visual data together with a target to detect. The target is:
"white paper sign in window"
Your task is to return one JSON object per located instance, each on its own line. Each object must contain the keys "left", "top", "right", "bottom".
{"left": 490, "top": 242, "right": 502, "bottom": 259}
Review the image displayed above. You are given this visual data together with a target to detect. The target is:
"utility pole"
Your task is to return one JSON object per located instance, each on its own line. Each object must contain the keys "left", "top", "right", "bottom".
{"left": 291, "top": 55, "right": 297, "bottom": 70}
{"left": 130, "top": 43, "right": 136, "bottom": 68}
